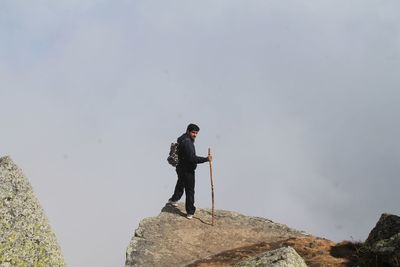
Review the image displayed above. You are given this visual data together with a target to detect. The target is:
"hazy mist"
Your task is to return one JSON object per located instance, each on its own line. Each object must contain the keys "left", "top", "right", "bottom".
{"left": 1, "top": 1, "right": 400, "bottom": 266}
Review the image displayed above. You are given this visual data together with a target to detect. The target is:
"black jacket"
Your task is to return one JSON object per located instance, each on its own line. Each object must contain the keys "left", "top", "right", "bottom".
{"left": 176, "top": 133, "right": 208, "bottom": 171}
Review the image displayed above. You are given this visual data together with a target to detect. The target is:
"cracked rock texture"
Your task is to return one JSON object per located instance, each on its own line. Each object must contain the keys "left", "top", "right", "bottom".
{"left": 125, "top": 203, "right": 304, "bottom": 267}
{"left": 0, "top": 156, "right": 66, "bottom": 267}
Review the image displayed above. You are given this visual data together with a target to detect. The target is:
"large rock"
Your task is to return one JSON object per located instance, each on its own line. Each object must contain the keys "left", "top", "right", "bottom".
{"left": 0, "top": 156, "right": 66, "bottom": 267}
{"left": 125, "top": 203, "right": 303, "bottom": 267}
{"left": 365, "top": 213, "right": 400, "bottom": 267}
{"left": 234, "top": 246, "right": 308, "bottom": 267}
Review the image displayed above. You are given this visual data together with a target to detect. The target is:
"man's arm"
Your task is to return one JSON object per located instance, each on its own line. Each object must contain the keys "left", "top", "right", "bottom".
{"left": 183, "top": 140, "right": 208, "bottom": 164}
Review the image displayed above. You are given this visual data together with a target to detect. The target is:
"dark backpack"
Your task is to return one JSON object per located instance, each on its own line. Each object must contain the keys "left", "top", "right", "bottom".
{"left": 167, "top": 142, "right": 179, "bottom": 167}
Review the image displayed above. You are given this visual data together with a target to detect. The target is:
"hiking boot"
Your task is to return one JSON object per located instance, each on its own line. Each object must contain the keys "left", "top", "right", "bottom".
{"left": 186, "top": 214, "right": 193, "bottom": 219}
{"left": 167, "top": 200, "right": 178, "bottom": 207}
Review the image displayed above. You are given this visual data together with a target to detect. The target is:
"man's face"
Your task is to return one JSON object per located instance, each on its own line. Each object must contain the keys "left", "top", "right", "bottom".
{"left": 189, "top": 131, "right": 198, "bottom": 141}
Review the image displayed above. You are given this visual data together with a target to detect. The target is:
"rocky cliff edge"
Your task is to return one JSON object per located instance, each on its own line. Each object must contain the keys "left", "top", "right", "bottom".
{"left": 126, "top": 203, "right": 307, "bottom": 266}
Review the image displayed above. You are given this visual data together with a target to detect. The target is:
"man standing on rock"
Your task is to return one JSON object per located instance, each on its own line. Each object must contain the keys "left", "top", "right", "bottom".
{"left": 168, "top": 123, "right": 212, "bottom": 219}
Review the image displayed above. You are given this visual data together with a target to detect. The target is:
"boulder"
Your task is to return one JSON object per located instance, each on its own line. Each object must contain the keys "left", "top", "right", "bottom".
{"left": 365, "top": 213, "right": 400, "bottom": 267}
{"left": 0, "top": 156, "right": 66, "bottom": 267}
{"left": 234, "top": 246, "right": 308, "bottom": 267}
{"left": 125, "top": 203, "right": 303, "bottom": 266}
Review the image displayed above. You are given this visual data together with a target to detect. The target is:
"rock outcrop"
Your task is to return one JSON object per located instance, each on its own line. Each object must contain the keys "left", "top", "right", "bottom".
{"left": 234, "top": 246, "right": 308, "bottom": 267}
{"left": 364, "top": 213, "right": 400, "bottom": 267}
{"left": 125, "top": 203, "right": 304, "bottom": 267}
{"left": 0, "top": 156, "right": 66, "bottom": 267}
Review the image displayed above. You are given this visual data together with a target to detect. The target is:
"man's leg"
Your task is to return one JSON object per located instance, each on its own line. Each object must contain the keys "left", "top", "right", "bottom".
{"left": 169, "top": 170, "right": 184, "bottom": 202}
{"left": 184, "top": 170, "right": 196, "bottom": 215}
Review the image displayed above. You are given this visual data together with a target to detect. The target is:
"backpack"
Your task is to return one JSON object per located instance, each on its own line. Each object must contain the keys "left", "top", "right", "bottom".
{"left": 167, "top": 142, "right": 179, "bottom": 167}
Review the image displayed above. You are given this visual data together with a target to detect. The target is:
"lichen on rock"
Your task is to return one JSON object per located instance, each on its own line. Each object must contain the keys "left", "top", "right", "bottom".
{"left": 360, "top": 213, "right": 400, "bottom": 267}
{"left": 0, "top": 156, "right": 66, "bottom": 267}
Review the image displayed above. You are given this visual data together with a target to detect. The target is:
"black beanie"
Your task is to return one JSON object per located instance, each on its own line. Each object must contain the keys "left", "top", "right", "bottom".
{"left": 186, "top": 123, "right": 200, "bottom": 132}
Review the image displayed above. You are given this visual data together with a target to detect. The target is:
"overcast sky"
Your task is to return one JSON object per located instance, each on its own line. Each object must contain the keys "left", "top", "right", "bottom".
{"left": 1, "top": 1, "right": 400, "bottom": 266}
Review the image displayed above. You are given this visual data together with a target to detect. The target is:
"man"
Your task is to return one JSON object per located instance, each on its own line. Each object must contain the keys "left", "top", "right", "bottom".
{"left": 168, "top": 123, "right": 212, "bottom": 219}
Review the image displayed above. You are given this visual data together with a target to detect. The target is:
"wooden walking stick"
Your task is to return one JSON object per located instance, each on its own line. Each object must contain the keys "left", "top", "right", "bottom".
{"left": 208, "top": 148, "right": 215, "bottom": 226}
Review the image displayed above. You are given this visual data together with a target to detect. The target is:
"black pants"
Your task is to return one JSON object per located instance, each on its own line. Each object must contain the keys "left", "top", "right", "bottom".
{"left": 169, "top": 169, "right": 196, "bottom": 215}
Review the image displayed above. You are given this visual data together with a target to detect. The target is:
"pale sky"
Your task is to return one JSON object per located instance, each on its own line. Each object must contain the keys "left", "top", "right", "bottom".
{"left": 1, "top": 1, "right": 400, "bottom": 266}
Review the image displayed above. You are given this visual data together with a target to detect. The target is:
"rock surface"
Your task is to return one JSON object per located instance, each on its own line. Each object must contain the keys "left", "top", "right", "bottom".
{"left": 234, "top": 246, "right": 308, "bottom": 267}
{"left": 365, "top": 213, "right": 400, "bottom": 267}
{"left": 125, "top": 203, "right": 304, "bottom": 267}
{"left": 365, "top": 213, "right": 400, "bottom": 246}
{"left": 0, "top": 156, "right": 66, "bottom": 267}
